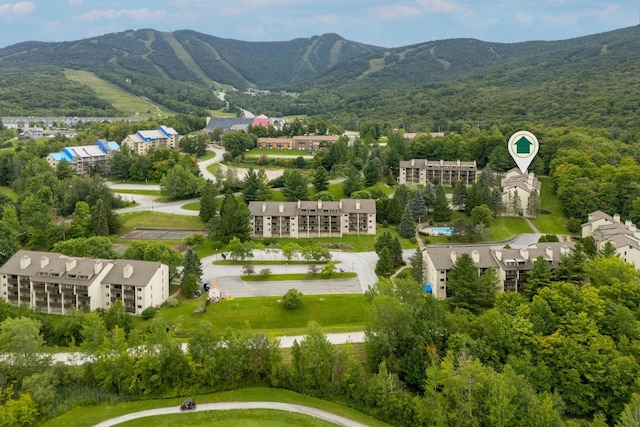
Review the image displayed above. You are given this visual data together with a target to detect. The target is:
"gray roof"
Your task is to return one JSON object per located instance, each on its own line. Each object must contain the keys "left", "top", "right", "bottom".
{"left": 204, "top": 118, "right": 253, "bottom": 131}
{"left": 400, "top": 159, "right": 477, "bottom": 169}
{"left": 341, "top": 199, "right": 376, "bottom": 213}
{"left": 249, "top": 201, "right": 297, "bottom": 216}
{"left": 102, "top": 259, "right": 163, "bottom": 287}
{"left": 425, "top": 246, "right": 499, "bottom": 271}
{"left": 248, "top": 199, "right": 376, "bottom": 216}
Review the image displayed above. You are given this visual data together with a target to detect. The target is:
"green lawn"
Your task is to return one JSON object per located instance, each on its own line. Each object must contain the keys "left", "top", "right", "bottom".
{"left": 263, "top": 227, "right": 417, "bottom": 252}
{"left": 112, "top": 189, "right": 162, "bottom": 196}
{"left": 487, "top": 217, "right": 533, "bottom": 241}
{"left": 118, "top": 409, "right": 337, "bottom": 426}
{"left": 0, "top": 185, "right": 18, "bottom": 201}
{"left": 119, "top": 211, "right": 205, "bottom": 231}
{"left": 154, "top": 294, "right": 367, "bottom": 336}
{"left": 530, "top": 176, "right": 568, "bottom": 234}
{"left": 207, "top": 163, "right": 221, "bottom": 174}
{"left": 42, "top": 388, "right": 390, "bottom": 427}
{"left": 213, "top": 260, "right": 335, "bottom": 265}
{"left": 200, "top": 150, "right": 217, "bottom": 161}
{"left": 64, "top": 69, "right": 172, "bottom": 117}
{"left": 182, "top": 202, "right": 201, "bottom": 211}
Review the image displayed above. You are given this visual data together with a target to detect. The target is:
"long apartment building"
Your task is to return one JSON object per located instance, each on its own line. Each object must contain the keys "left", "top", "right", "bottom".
{"left": 121, "top": 125, "right": 181, "bottom": 155}
{"left": 248, "top": 199, "right": 376, "bottom": 238}
{"left": 0, "top": 250, "right": 169, "bottom": 316}
{"left": 582, "top": 211, "right": 640, "bottom": 267}
{"left": 256, "top": 135, "right": 340, "bottom": 151}
{"left": 398, "top": 159, "right": 477, "bottom": 186}
{"left": 423, "top": 242, "right": 574, "bottom": 299}
{"left": 47, "top": 139, "right": 120, "bottom": 175}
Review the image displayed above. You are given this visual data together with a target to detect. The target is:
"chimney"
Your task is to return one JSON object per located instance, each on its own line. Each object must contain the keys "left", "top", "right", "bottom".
{"left": 519, "top": 249, "right": 529, "bottom": 260}
{"left": 545, "top": 247, "right": 553, "bottom": 259}
{"left": 297, "top": 200, "right": 301, "bottom": 208}
{"left": 66, "top": 258, "right": 77, "bottom": 272}
{"left": 339, "top": 200, "right": 343, "bottom": 209}
{"left": 40, "top": 256, "right": 49, "bottom": 268}
{"left": 561, "top": 245, "right": 570, "bottom": 256}
{"left": 356, "top": 200, "right": 361, "bottom": 210}
{"left": 19, "top": 255, "right": 31, "bottom": 269}
{"left": 450, "top": 251, "right": 457, "bottom": 263}
{"left": 494, "top": 249, "right": 502, "bottom": 261}
{"left": 457, "top": 160, "right": 461, "bottom": 166}
{"left": 614, "top": 213, "right": 621, "bottom": 222}
{"left": 318, "top": 200, "right": 322, "bottom": 209}
{"left": 123, "top": 264, "right": 133, "bottom": 279}
{"left": 440, "top": 159, "right": 444, "bottom": 166}
{"left": 262, "top": 202, "right": 266, "bottom": 212}
{"left": 279, "top": 203, "right": 284, "bottom": 213}
{"left": 471, "top": 250, "right": 480, "bottom": 263}
{"left": 625, "top": 220, "right": 633, "bottom": 228}
{"left": 94, "top": 260, "right": 103, "bottom": 274}
{"left": 411, "top": 159, "right": 415, "bottom": 166}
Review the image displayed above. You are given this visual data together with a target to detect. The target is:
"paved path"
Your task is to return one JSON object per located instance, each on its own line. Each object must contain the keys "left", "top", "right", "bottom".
{"left": 50, "top": 332, "right": 365, "bottom": 365}
{"left": 92, "top": 401, "right": 370, "bottom": 427}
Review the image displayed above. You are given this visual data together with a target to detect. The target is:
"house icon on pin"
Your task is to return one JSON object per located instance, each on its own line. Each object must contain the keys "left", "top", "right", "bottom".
{"left": 514, "top": 136, "right": 532, "bottom": 154}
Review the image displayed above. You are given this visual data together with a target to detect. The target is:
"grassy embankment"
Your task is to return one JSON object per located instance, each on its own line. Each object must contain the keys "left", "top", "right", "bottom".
{"left": 241, "top": 272, "right": 357, "bottom": 281}
{"left": 530, "top": 176, "right": 568, "bottom": 234}
{"left": 42, "top": 388, "right": 391, "bottom": 427}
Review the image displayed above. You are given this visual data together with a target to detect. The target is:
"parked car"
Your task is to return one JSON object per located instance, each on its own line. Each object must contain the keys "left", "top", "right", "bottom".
{"left": 180, "top": 398, "right": 196, "bottom": 411}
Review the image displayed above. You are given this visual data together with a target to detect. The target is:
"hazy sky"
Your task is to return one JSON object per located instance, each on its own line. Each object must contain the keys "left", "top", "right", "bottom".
{"left": 0, "top": 0, "right": 636, "bottom": 48}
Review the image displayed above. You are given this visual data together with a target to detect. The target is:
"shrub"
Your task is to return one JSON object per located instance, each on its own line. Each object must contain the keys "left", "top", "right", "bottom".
{"left": 167, "top": 298, "right": 179, "bottom": 307}
{"left": 259, "top": 268, "right": 272, "bottom": 278}
{"left": 211, "top": 240, "right": 224, "bottom": 251}
{"left": 307, "top": 265, "right": 319, "bottom": 275}
{"left": 262, "top": 237, "right": 277, "bottom": 246}
{"left": 283, "top": 288, "right": 303, "bottom": 310}
{"left": 141, "top": 306, "right": 158, "bottom": 320}
{"left": 566, "top": 218, "right": 582, "bottom": 234}
{"left": 242, "top": 264, "right": 255, "bottom": 275}
{"left": 409, "top": 237, "right": 417, "bottom": 243}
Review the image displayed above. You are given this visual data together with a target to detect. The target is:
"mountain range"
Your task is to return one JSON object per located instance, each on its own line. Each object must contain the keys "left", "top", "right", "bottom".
{"left": 0, "top": 26, "right": 639, "bottom": 133}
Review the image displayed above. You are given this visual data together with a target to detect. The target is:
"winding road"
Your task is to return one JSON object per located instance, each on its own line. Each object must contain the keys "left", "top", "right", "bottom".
{"left": 92, "top": 401, "right": 370, "bottom": 427}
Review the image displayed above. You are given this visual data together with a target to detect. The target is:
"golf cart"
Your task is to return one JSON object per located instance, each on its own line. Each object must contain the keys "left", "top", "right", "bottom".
{"left": 180, "top": 398, "right": 196, "bottom": 411}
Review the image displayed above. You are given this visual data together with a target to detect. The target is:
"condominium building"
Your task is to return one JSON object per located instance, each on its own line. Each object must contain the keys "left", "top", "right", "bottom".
{"left": 248, "top": 199, "right": 376, "bottom": 238}
{"left": 0, "top": 250, "right": 169, "bottom": 315}
{"left": 256, "top": 135, "right": 340, "bottom": 151}
{"left": 398, "top": 159, "right": 477, "bottom": 186}
{"left": 423, "top": 242, "right": 574, "bottom": 299}
{"left": 501, "top": 168, "right": 541, "bottom": 217}
{"left": 121, "top": 125, "right": 181, "bottom": 155}
{"left": 582, "top": 211, "right": 640, "bottom": 267}
{"left": 47, "top": 139, "right": 120, "bottom": 175}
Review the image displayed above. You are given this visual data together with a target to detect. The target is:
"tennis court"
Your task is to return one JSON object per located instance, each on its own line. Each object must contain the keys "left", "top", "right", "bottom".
{"left": 121, "top": 228, "right": 204, "bottom": 240}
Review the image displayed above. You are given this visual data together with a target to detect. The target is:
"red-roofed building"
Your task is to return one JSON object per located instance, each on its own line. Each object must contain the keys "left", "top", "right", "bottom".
{"left": 252, "top": 115, "right": 270, "bottom": 129}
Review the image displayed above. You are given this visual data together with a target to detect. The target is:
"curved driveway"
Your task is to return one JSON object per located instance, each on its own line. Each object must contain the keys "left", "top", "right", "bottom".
{"left": 92, "top": 401, "right": 371, "bottom": 427}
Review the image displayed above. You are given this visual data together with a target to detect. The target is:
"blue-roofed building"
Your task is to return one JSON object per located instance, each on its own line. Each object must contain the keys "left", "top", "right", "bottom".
{"left": 47, "top": 140, "right": 120, "bottom": 176}
{"left": 121, "top": 126, "right": 181, "bottom": 154}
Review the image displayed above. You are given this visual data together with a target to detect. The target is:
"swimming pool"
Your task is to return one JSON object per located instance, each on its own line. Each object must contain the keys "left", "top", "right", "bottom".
{"left": 428, "top": 227, "right": 454, "bottom": 235}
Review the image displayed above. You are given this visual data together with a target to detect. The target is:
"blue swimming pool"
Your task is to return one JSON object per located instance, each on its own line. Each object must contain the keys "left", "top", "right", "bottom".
{"left": 430, "top": 227, "right": 454, "bottom": 235}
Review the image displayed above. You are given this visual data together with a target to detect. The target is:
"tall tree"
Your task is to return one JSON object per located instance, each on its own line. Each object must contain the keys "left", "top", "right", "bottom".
{"left": 68, "top": 201, "right": 92, "bottom": 239}
{"left": 488, "top": 187, "right": 505, "bottom": 217}
{"left": 160, "top": 164, "right": 201, "bottom": 200}
{"left": 199, "top": 180, "right": 218, "bottom": 223}
{"left": 90, "top": 198, "right": 110, "bottom": 236}
{"left": 242, "top": 168, "right": 260, "bottom": 202}
{"left": 363, "top": 160, "right": 381, "bottom": 187}
{"left": 282, "top": 170, "right": 308, "bottom": 201}
{"left": 255, "top": 169, "right": 271, "bottom": 201}
{"left": 290, "top": 322, "right": 337, "bottom": 396}
{"left": 0, "top": 317, "right": 51, "bottom": 381}
{"left": 510, "top": 190, "right": 522, "bottom": 216}
{"left": 342, "top": 166, "right": 363, "bottom": 197}
{"left": 524, "top": 255, "right": 552, "bottom": 299}
{"left": 412, "top": 248, "right": 424, "bottom": 284}
{"left": 0, "top": 222, "right": 18, "bottom": 265}
{"left": 209, "top": 192, "right": 251, "bottom": 243}
{"left": 527, "top": 189, "right": 541, "bottom": 218}
{"left": 410, "top": 189, "right": 428, "bottom": 223}
{"left": 447, "top": 254, "right": 497, "bottom": 313}
{"left": 312, "top": 166, "right": 330, "bottom": 192}
{"left": 375, "top": 247, "right": 395, "bottom": 278}
{"left": 423, "top": 182, "right": 436, "bottom": 213}
{"left": 182, "top": 248, "right": 203, "bottom": 282}
{"left": 452, "top": 180, "right": 467, "bottom": 210}
{"left": 398, "top": 205, "right": 416, "bottom": 238}
{"left": 432, "top": 184, "right": 452, "bottom": 222}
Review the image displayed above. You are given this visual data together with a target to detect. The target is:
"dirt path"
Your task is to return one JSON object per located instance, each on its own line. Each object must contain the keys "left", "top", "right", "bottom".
{"left": 524, "top": 217, "right": 540, "bottom": 234}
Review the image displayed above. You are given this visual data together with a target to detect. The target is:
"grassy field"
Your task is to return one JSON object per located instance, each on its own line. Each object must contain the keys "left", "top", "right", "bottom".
{"left": 118, "top": 409, "right": 337, "bottom": 426}
{"left": 152, "top": 294, "right": 367, "bottom": 336}
{"left": 207, "top": 163, "right": 221, "bottom": 175}
{"left": 119, "top": 211, "right": 205, "bottom": 231}
{"left": 0, "top": 185, "right": 18, "bottom": 201}
{"left": 112, "top": 189, "right": 162, "bottom": 196}
{"left": 42, "top": 388, "right": 390, "bottom": 427}
{"left": 531, "top": 176, "right": 569, "bottom": 234}
{"left": 200, "top": 150, "right": 217, "bottom": 161}
{"left": 182, "top": 202, "right": 201, "bottom": 211}
{"left": 422, "top": 214, "right": 533, "bottom": 245}
{"left": 64, "top": 69, "right": 172, "bottom": 117}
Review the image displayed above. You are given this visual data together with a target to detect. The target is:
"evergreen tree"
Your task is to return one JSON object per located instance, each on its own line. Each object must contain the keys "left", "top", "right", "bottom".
{"left": 524, "top": 255, "right": 552, "bottom": 299}
{"left": 432, "top": 184, "right": 452, "bottom": 222}
{"left": 527, "top": 189, "right": 541, "bottom": 218}
{"left": 209, "top": 192, "right": 251, "bottom": 243}
{"left": 282, "top": 170, "right": 308, "bottom": 201}
{"left": 242, "top": 168, "right": 260, "bottom": 202}
{"left": 255, "top": 169, "right": 271, "bottom": 201}
{"left": 342, "top": 166, "right": 363, "bottom": 197}
{"left": 410, "top": 190, "right": 428, "bottom": 223}
{"left": 68, "top": 201, "right": 92, "bottom": 239}
{"left": 375, "top": 247, "right": 395, "bottom": 278}
{"left": 465, "top": 183, "right": 486, "bottom": 214}
{"left": 599, "top": 241, "right": 617, "bottom": 258}
{"left": 488, "top": 187, "right": 505, "bottom": 217}
{"left": 398, "top": 205, "right": 416, "bottom": 238}
{"left": 90, "top": 198, "right": 110, "bottom": 236}
{"left": 447, "top": 254, "right": 498, "bottom": 313}
{"left": 199, "top": 180, "right": 218, "bottom": 223}
{"left": 182, "top": 248, "right": 203, "bottom": 282}
{"left": 423, "top": 182, "right": 436, "bottom": 212}
{"left": 452, "top": 180, "right": 467, "bottom": 210}
{"left": 391, "top": 236, "right": 403, "bottom": 267}
{"left": 412, "top": 248, "right": 424, "bottom": 284}
{"left": 374, "top": 231, "right": 394, "bottom": 255}
{"left": 181, "top": 273, "right": 199, "bottom": 298}
{"left": 510, "top": 189, "right": 522, "bottom": 216}
{"left": 363, "top": 160, "right": 381, "bottom": 187}
{"left": 0, "top": 221, "right": 19, "bottom": 265}
{"left": 312, "top": 166, "right": 330, "bottom": 192}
